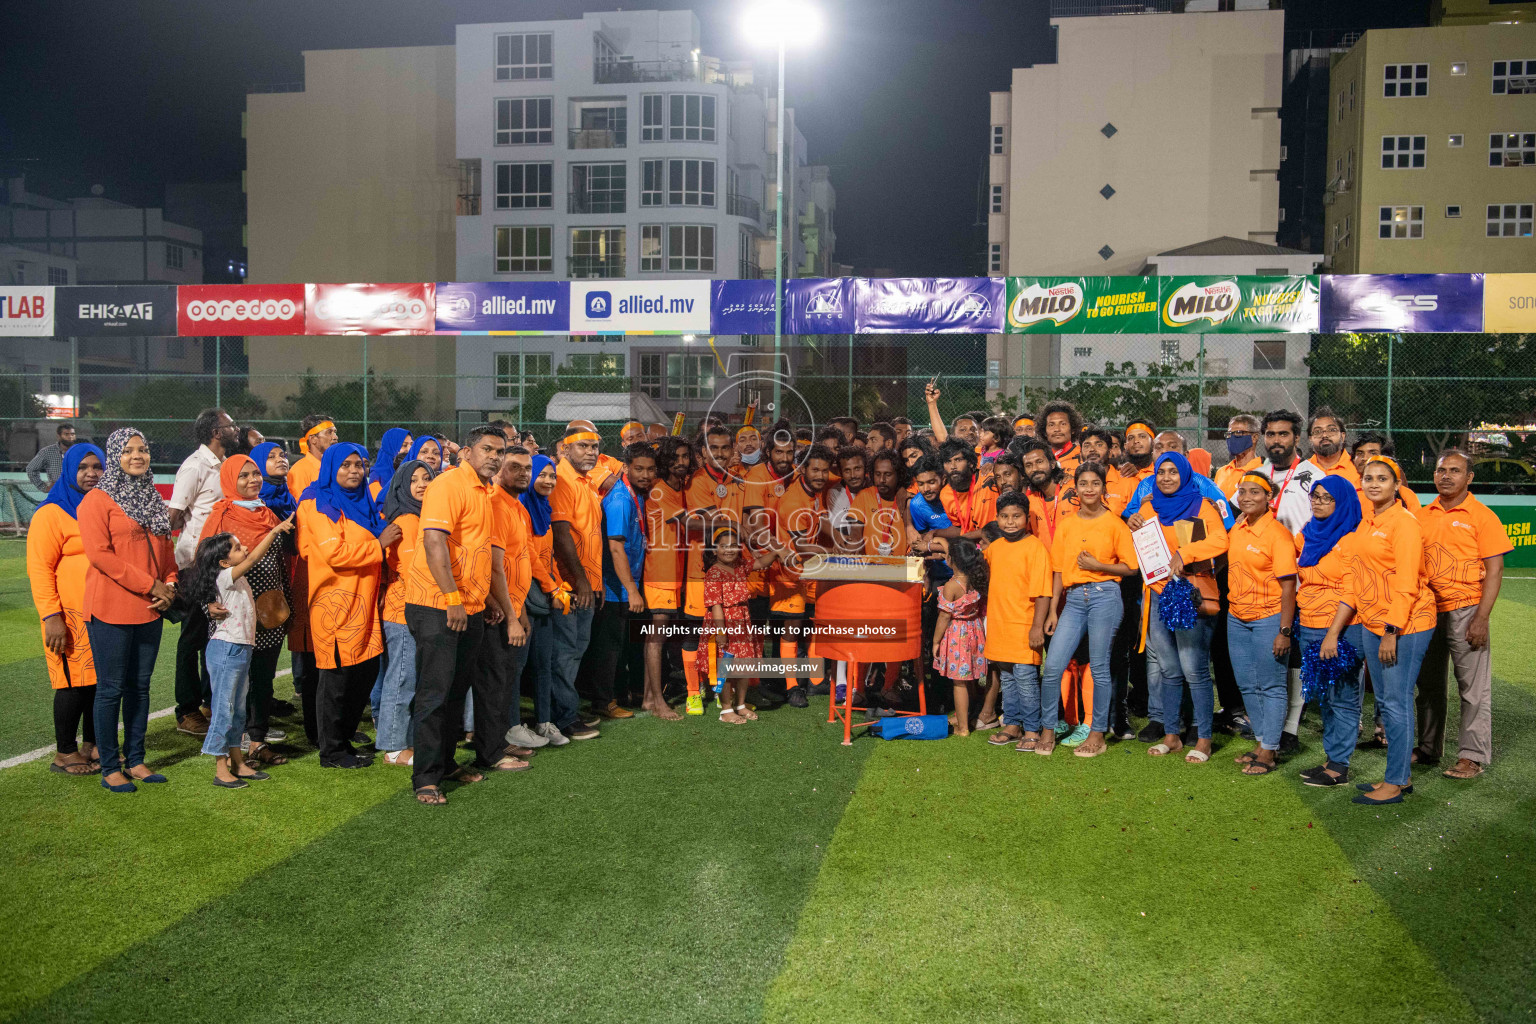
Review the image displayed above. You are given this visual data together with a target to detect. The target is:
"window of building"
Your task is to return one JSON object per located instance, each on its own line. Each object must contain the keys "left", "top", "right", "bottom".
{"left": 495, "top": 33, "right": 552, "bottom": 81}
{"left": 1493, "top": 60, "right": 1536, "bottom": 95}
{"left": 1449, "top": 133, "right": 1464, "bottom": 148}
{"left": 1331, "top": 214, "right": 1352, "bottom": 252}
{"left": 569, "top": 163, "right": 627, "bottom": 213}
{"left": 1381, "top": 135, "right": 1426, "bottom": 169}
{"left": 1487, "top": 203, "right": 1534, "bottom": 237}
{"left": 1073, "top": 346, "right": 1092, "bottom": 358}
{"left": 666, "top": 353, "right": 714, "bottom": 399}
{"left": 668, "top": 94, "right": 717, "bottom": 142}
{"left": 667, "top": 158, "right": 716, "bottom": 206}
{"left": 494, "top": 162, "right": 553, "bottom": 209}
{"left": 570, "top": 103, "right": 627, "bottom": 148}
{"left": 1160, "top": 338, "right": 1180, "bottom": 365}
{"left": 989, "top": 243, "right": 1002, "bottom": 273}
{"left": 990, "top": 184, "right": 1003, "bottom": 213}
{"left": 458, "top": 158, "right": 482, "bottom": 215}
{"left": 1384, "top": 63, "right": 1428, "bottom": 98}
{"left": 46, "top": 266, "right": 68, "bottom": 286}
{"left": 1490, "top": 132, "right": 1536, "bottom": 167}
{"left": 1451, "top": 61, "right": 1467, "bottom": 76}
{"left": 987, "top": 360, "right": 1000, "bottom": 390}
{"left": 1336, "top": 86, "right": 1347, "bottom": 123}
{"left": 640, "top": 224, "right": 663, "bottom": 271}
{"left": 738, "top": 228, "right": 755, "bottom": 278}
{"left": 49, "top": 367, "right": 69, "bottom": 392}
{"left": 1346, "top": 147, "right": 1355, "bottom": 184}
{"left": 638, "top": 352, "right": 663, "bottom": 397}
{"left": 494, "top": 225, "right": 553, "bottom": 272}
{"left": 1379, "top": 205, "right": 1424, "bottom": 239}
{"left": 1349, "top": 80, "right": 1356, "bottom": 110}
{"left": 166, "top": 243, "right": 185, "bottom": 270}
{"left": 495, "top": 97, "right": 553, "bottom": 145}
{"left": 668, "top": 224, "right": 716, "bottom": 272}
{"left": 641, "top": 94, "right": 664, "bottom": 141}
{"left": 640, "top": 159, "right": 664, "bottom": 207}
{"left": 1447, "top": 204, "right": 1462, "bottom": 218}
{"left": 495, "top": 351, "right": 553, "bottom": 400}
{"left": 1252, "top": 340, "right": 1286, "bottom": 371}
{"left": 991, "top": 125, "right": 1004, "bottom": 154}
{"left": 566, "top": 352, "right": 624, "bottom": 376}
{"left": 570, "top": 227, "right": 625, "bottom": 278}
{"left": 166, "top": 338, "right": 186, "bottom": 359}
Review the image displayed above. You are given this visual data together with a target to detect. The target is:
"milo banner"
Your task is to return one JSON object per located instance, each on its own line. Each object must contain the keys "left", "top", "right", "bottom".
{"left": 1004, "top": 277, "right": 1158, "bottom": 334}
{"left": 1159, "top": 276, "right": 1320, "bottom": 333}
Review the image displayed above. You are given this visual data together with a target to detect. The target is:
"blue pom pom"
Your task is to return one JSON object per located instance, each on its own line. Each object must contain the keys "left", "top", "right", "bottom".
{"left": 1300, "top": 636, "right": 1360, "bottom": 703}
{"left": 1159, "top": 577, "right": 1200, "bottom": 631}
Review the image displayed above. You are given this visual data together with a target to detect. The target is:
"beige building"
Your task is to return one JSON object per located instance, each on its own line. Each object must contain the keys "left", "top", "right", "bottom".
{"left": 1323, "top": 20, "right": 1536, "bottom": 273}
{"left": 986, "top": 2, "right": 1283, "bottom": 387}
{"left": 244, "top": 46, "right": 459, "bottom": 416}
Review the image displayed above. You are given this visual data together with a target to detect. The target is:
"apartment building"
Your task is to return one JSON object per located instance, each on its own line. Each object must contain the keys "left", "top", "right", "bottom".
{"left": 1323, "top": 20, "right": 1536, "bottom": 272}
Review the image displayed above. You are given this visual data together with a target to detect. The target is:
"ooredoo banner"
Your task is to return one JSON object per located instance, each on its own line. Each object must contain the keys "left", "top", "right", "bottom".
{"left": 1320, "top": 274, "right": 1484, "bottom": 333}
{"left": 1482, "top": 274, "right": 1536, "bottom": 333}
{"left": 568, "top": 280, "right": 711, "bottom": 334}
{"left": 55, "top": 285, "right": 179, "bottom": 337}
{"left": 1160, "top": 276, "right": 1320, "bottom": 333}
{"left": 853, "top": 277, "right": 1004, "bottom": 334}
{"left": 304, "top": 283, "right": 436, "bottom": 335}
{"left": 1005, "top": 277, "right": 1157, "bottom": 334}
{"left": 710, "top": 279, "right": 778, "bottom": 335}
{"left": 0, "top": 286, "right": 55, "bottom": 336}
{"left": 434, "top": 281, "right": 568, "bottom": 334}
{"left": 177, "top": 284, "right": 305, "bottom": 335}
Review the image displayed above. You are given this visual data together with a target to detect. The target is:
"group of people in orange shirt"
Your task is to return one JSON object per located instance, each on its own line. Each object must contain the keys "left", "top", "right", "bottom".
{"left": 27, "top": 394, "right": 1508, "bottom": 807}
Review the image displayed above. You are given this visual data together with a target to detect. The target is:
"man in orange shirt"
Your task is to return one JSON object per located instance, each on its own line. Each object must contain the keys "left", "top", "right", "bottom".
{"left": 1306, "top": 407, "right": 1361, "bottom": 485}
{"left": 937, "top": 440, "right": 995, "bottom": 540}
{"left": 1020, "top": 439, "right": 1067, "bottom": 544}
{"left": 1415, "top": 449, "right": 1510, "bottom": 778}
{"left": 492, "top": 444, "right": 548, "bottom": 754}
{"left": 550, "top": 421, "right": 606, "bottom": 738}
{"left": 406, "top": 426, "right": 513, "bottom": 802}
{"left": 772, "top": 443, "right": 834, "bottom": 708}
{"left": 681, "top": 425, "right": 755, "bottom": 713}
{"left": 285, "top": 411, "right": 339, "bottom": 711}
{"left": 1212, "top": 414, "right": 1263, "bottom": 497}
{"left": 1039, "top": 400, "right": 1083, "bottom": 476}
{"left": 643, "top": 437, "right": 691, "bottom": 719}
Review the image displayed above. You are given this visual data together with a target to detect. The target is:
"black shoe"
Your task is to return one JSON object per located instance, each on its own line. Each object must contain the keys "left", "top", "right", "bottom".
{"left": 1278, "top": 731, "right": 1300, "bottom": 756}
{"left": 578, "top": 712, "right": 602, "bottom": 728}
{"left": 563, "top": 721, "right": 600, "bottom": 741}
{"left": 787, "top": 686, "right": 809, "bottom": 708}
{"left": 270, "top": 699, "right": 297, "bottom": 717}
{"left": 1232, "top": 713, "right": 1254, "bottom": 739}
{"left": 1298, "top": 762, "right": 1329, "bottom": 782}
{"left": 320, "top": 754, "right": 370, "bottom": 769}
{"left": 1355, "top": 782, "right": 1413, "bottom": 794}
{"left": 1302, "top": 762, "right": 1350, "bottom": 787}
{"left": 352, "top": 730, "right": 370, "bottom": 745}
{"left": 1136, "top": 721, "right": 1164, "bottom": 744}
{"left": 809, "top": 681, "right": 831, "bottom": 696}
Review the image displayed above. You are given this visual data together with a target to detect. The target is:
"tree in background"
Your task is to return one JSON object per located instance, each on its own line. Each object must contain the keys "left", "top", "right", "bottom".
{"left": 1023, "top": 359, "right": 1209, "bottom": 431}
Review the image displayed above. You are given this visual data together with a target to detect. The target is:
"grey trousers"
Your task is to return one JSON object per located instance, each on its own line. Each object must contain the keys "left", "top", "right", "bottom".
{"left": 1415, "top": 605, "right": 1494, "bottom": 765}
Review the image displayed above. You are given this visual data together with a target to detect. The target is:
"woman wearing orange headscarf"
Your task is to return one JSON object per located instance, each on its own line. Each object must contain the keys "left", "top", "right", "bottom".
{"left": 200, "top": 454, "right": 295, "bottom": 765}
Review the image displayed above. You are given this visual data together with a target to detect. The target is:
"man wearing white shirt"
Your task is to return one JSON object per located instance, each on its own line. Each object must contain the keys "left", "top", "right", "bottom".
{"left": 168, "top": 407, "right": 236, "bottom": 736}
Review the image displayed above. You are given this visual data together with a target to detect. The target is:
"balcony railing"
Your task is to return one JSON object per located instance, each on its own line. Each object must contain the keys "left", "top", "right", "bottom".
{"left": 457, "top": 194, "right": 481, "bottom": 216}
{"left": 594, "top": 59, "right": 754, "bottom": 89}
{"left": 567, "top": 194, "right": 627, "bottom": 215}
{"left": 568, "top": 128, "right": 626, "bottom": 149}
{"left": 727, "top": 193, "right": 761, "bottom": 222}
{"left": 568, "top": 255, "right": 626, "bottom": 279}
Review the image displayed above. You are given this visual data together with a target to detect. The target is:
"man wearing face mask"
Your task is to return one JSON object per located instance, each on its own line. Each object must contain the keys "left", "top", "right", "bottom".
{"left": 1214, "top": 414, "right": 1264, "bottom": 497}
{"left": 734, "top": 425, "right": 763, "bottom": 470}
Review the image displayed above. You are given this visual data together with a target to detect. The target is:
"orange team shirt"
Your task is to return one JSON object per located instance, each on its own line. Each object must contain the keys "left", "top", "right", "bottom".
{"left": 850, "top": 487, "right": 909, "bottom": 556}
{"left": 1028, "top": 487, "right": 1069, "bottom": 545}
{"left": 403, "top": 460, "right": 501, "bottom": 615}
{"left": 686, "top": 466, "right": 755, "bottom": 581}
{"left": 1213, "top": 453, "right": 1264, "bottom": 499}
{"left": 1104, "top": 465, "right": 1151, "bottom": 516}
{"left": 1312, "top": 453, "right": 1362, "bottom": 487}
{"left": 1133, "top": 496, "right": 1229, "bottom": 594}
{"left": 527, "top": 519, "right": 560, "bottom": 596}
{"left": 589, "top": 453, "right": 625, "bottom": 495}
{"left": 1054, "top": 442, "right": 1082, "bottom": 476}
{"left": 940, "top": 483, "right": 997, "bottom": 534}
{"left": 1051, "top": 511, "right": 1139, "bottom": 587}
{"left": 296, "top": 500, "right": 384, "bottom": 670}
{"left": 983, "top": 533, "right": 1053, "bottom": 664}
{"left": 551, "top": 458, "right": 603, "bottom": 591}
{"left": 1344, "top": 503, "right": 1437, "bottom": 637}
{"left": 381, "top": 512, "right": 420, "bottom": 625}
{"left": 774, "top": 476, "right": 827, "bottom": 582}
{"left": 1293, "top": 531, "right": 1360, "bottom": 630}
{"left": 644, "top": 479, "right": 687, "bottom": 591}
{"left": 284, "top": 454, "right": 325, "bottom": 653}
{"left": 493, "top": 489, "right": 534, "bottom": 617}
{"left": 1225, "top": 512, "right": 1298, "bottom": 621}
{"left": 1358, "top": 481, "right": 1423, "bottom": 515}
{"left": 1420, "top": 493, "right": 1512, "bottom": 612}
{"left": 287, "top": 453, "right": 321, "bottom": 501}
{"left": 27, "top": 503, "right": 96, "bottom": 689}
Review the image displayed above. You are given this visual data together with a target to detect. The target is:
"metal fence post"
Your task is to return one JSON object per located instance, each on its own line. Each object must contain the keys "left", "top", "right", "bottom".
{"left": 1196, "top": 335, "right": 1206, "bottom": 446}
{"left": 1385, "top": 333, "right": 1394, "bottom": 436}
{"left": 847, "top": 333, "right": 853, "bottom": 417}
{"left": 362, "top": 337, "right": 369, "bottom": 445}
{"left": 214, "top": 336, "right": 221, "bottom": 409}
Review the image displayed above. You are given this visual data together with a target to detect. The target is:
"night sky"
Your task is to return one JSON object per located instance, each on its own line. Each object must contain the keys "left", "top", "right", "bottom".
{"left": 1, "top": 0, "right": 1426, "bottom": 276}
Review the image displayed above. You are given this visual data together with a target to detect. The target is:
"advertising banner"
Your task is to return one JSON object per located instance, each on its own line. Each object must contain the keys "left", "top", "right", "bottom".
{"left": 1159, "top": 276, "right": 1320, "bottom": 333}
{"left": 711, "top": 279, "right": 779, "bottom": 336}
{"left": 177, "top": 284, "right": 305, "bottom": 336}
{"left": 853, "top": 277, "right": 1005, "bottom": 334}
{"left": 568, "top": 279, "right": 711, "bottom": 334}
{"left": 0, "top": 286, "right": 55, "bottom": 337}
{"left": 55, "top": 285, "right": 178, "bottom": 337}
{"left": 434, "top": 281, "right": 568, "bottom": 334}
{"left": 304, "top": 283, "right": 436, "bottom": 335}
{"left": 1005, "top": 277, "right": 1157, "bottom": 334}
{"left": 1482, "top": 273, "right": 1536, "bottom": 333}
{"left": 1320, "top": 274, "right": 1484, "bottom": 333}
{"left": 786, "top": 278, "right": 856, "bottom": 335}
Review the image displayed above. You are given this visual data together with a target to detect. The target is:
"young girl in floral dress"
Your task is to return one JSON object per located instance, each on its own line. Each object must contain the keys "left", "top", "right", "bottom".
{"left": 933, "top": 537, "right": 989, "bottom": 736}
{"left": 704, "top": 524, "right": 765, "bottom": 725}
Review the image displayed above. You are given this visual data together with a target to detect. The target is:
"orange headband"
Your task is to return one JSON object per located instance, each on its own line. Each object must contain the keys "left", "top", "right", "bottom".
{"left": 1365, "top": 455, "right": 1403, "bottom": 482}
{"left": 1240, "top": 470, "right": 1274, "bottom": 493}
{"left": 1014, "top": 417, "right": 1034, "bottom": 428}
{"left": 563, "top": 431, "right": 600, "bottom": 444}
{"left": 1125, "top": 421, "right": 1155, "bottom": 438}
{"left": 299, "top": 420, "right": 334, "bottom": 455}
{"left": 736, "top": 426, "right": 760, "bottom": 439}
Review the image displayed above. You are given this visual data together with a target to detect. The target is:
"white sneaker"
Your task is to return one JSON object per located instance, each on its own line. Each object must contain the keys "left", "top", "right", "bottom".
{"left": 535, "top": 722, "right": 571, "bottom": 747}
{"left": 507, "top": 723, "right": 550, "bottom": 748}
{"left": 265, "top": 727, "right": 288, "bottom": 742}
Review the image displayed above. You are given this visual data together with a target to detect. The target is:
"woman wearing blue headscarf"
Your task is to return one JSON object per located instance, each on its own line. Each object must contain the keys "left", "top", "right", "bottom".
{"left": 1134, "top": 452, "right": 1229, "bottom": 763}
{"left": 520, "top": 454, "right": 576, "bottom": 745}
{"left": 1295, "top": 474, "right": 1366, "bottom": 787}
{"left": 368, "top": 428, "right": 413, "bottom": 501}
{"left": 28, "top": 442, "right": 107, "bottom": 775}
{"left": 404, "top": 435, "right": 443, "bottom": 475}
{"left": 296, "top": 442, "right": 391, "bottom": 767}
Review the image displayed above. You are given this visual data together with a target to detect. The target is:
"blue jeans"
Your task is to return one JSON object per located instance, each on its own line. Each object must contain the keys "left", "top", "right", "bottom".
{"left": 999, "top": 662, "right": 1043, "bottom": 731}
{"left": 1228, "top": 612, "right": 1288, "bottom": 751}
{"left": 1041, "top": 580, "right": 1121, "bottom": 733}
{"left": 1364, "top": 627, "right": 1434, "bottom": 786}
{"left": 88, "top": 618, "right": 163, "bottom": 777}
{"left": 1146, "top": 591, "right": 1215, "bottom": 739}
{"left": 202, "top": 639, "right": 253, "bottom": 757}
{"left": 530, "top": 613, "right": 577, "bottom": 728}
{"left": 376, "top": 620, "right": 417, "bottom": 751}
{"left": 551, "top": 604, "right": 594, "bottom": 725}
{"left": 1301, "top": 623, "right": 1365, "bottom": 767}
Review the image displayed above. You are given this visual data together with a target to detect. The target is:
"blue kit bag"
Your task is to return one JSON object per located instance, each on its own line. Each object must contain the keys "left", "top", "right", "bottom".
{"left": 868, "top": 715, "right": 950, "bottom": 740}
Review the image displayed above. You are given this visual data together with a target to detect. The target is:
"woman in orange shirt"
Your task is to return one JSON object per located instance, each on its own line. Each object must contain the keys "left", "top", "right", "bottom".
{"left": 376, "top": 458, "right": 433, "bottom": 765}
{"left": 521, "top": 455, "right": 578, "bottom": 741}
{"left": 29, "top": 442, "right": 106, "bottom": 775}
{"left": 1325, "top": 456, "right": 1437, "bottom": 805}
{"left": 1224, "top": 472, "right": 1298, "bottom": 775}
{"left": 1038, "top": 463, "right": 1139, "bottom": 758}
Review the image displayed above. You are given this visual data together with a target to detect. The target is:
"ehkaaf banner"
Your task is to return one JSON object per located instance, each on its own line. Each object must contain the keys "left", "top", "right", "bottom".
{"left": 0, "top": 286, "right": 55, "bottom": 337}
{"left": 177, "top": 284, "right": 305, "bottom": 336}
{"left": 1005, "top": 277, "right": 1157, "bottom": 334}
{"left": 786, "top": 278, "right": 855, "bottom": 334}
{"left": 569, "top": 280, "right": 711, "bottom": 334}
{"left": 305, "top": 283, "right": 436, "bottom": 335}
{"left": 1320, "top": 274, "right": 1484, "bottom": 333}
{"left": 711, "top": 279, "right": 778, "bottom": 335}
{"left": 1160, "top": 276, "right": 1320, "bottom": 333}
{"left": 434, "top": 281, "right": 568, "bottom": 334}
{"left": 55, "top": 285, "right": 178, "bottom": 337}
{"left": 854, "top": 277, "right": 1004, "bottom": 334}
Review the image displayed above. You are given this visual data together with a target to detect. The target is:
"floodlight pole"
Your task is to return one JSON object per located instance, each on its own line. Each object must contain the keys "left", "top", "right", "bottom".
{"left": 773, "top": 39, "right": 785, "bottom": 416}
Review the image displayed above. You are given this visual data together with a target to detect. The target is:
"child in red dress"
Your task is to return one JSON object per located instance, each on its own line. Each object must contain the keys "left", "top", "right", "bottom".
{"left": 704, "top": 524, "right": 766, "bottom": 724}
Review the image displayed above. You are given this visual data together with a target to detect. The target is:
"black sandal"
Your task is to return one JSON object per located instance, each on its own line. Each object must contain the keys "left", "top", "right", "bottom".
{"left": 49, "top": 757, "right": 100, "bottom": 776}
{"left": 415, "top": 785, "right": 447, "bottom": 806}
{"left": 1242, "top": 758, "right": 1280, "bottom": 775}
{"left": 446, "top": 766, "right": 485, "bottom": 784}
